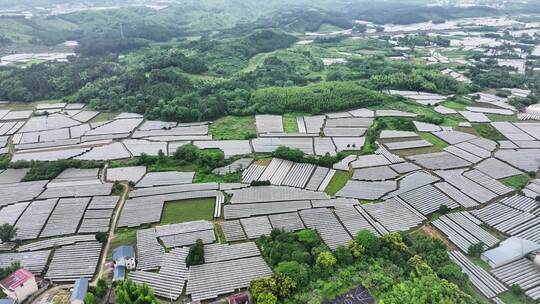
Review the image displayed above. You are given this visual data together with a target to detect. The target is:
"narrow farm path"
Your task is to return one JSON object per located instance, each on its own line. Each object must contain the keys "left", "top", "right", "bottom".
{"left": 94, "top": 181, "right": 129, "bottom": 283}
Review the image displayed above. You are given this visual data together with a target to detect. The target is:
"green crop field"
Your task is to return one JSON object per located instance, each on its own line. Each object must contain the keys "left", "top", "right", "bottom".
{"left": 161, "top": 198, "right": 215, "bottom": 224}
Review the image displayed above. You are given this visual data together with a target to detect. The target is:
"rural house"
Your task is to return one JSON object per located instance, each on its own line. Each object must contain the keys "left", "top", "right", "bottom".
{"left": 0, "top": 269, "right": 38, "bottom": 303}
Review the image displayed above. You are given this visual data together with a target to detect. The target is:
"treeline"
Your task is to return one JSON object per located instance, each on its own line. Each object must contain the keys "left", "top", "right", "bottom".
{"left": 0, "top": 28, "right": 477, "bottom": 123}
{"left": 271, "top": 146, "right": 349, "bottom": 168}
{"left": 0, "top": 29, "right": 304, "bottom": 122}
{"left": 245, "top": 81, "right": 398, "bottom": 115}
{"left": 228, "top": 7, "right": 353, "bottom": 35}
{"left": 348, "top": 2, "right": 498, "bottom": 25}
{"left": 468, "top": 59, "right": 540, "bottom": 101}
{"left": 8, "top": 159, "right": 103, "bottom": 181}
{"left": 325, "top": 56, "right": 474, "bottom": 95}
{"left": 0, "top": 56, "right": 122, "bottom": 101}
{"left": 397, "top": 35, "right": 450, "bottom": 47}
{"left": 76, "top": 37, "right": 149, "bottom": 57}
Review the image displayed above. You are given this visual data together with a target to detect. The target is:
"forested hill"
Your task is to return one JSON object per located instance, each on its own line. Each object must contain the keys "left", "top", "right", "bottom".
{"left": 0, "top": 0, "right": 506, "bottom": 48}
{"left": 0, "top": 26, "right": 480, "bottom": 123}
{"left": 1, "top": 1, "right": 538, "bottom": 123}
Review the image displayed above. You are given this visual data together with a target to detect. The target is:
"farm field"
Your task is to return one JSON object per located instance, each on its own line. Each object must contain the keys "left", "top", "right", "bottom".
{"left": 161, "top": 198, "right": 216, "bottom": 224}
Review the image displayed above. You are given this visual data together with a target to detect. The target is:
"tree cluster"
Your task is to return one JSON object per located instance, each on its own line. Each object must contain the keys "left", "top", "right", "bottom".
{"left": 115, "top": 280, "right": 159, "bottom": 304}
{"left": 271, "top": 146, "right": 349, "bottom": 169}
{"left": 173, "top": 144, "right": 226, "bottom": 170}
{"left": 253, "top": 229, "right": 478, "bottom": 303}
{"left": 8, "top": 159, "right": 103, "bottom": 182}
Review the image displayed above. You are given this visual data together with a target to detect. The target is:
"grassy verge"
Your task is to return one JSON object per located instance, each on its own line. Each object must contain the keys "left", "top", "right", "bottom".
{"left": 148, "top": 161, "right": 197, "bottom": 172}
{"left": 441, "top": 100, "right": 468, "bottom": 110}
{"left": 214, "top": 223, "right": 226, "bottom": 244}
{"left": 209, "top": 115, "right": 256, "bottom": 140}
{"left": 109, "top": 228, "right": 138, "bottom": 259}
{"left": 419, "top": 132, "right": 449, "bottom": 149}
{"left": 471, "top": 257, "right": 491, "bottom": 272}
{"left": 194, "top": 171, "right": 241, "bottom": 183}
{"left": 486, "top": 114, "right": 518, "bottom": 122}
{"left": 324, "top": 170, "right": 350, "bottom": 196}
{"left": 499, "top": 290, "right": 537, "bottom": 304}
{"left": 472, "top": 123, "right": 504, "bottom": 141}
{"left": 394, "top": 146, "right": 443, "bottom": 157}
{"left": 500, "top": 174, "right": 530, "bottom": 190}
{"left": 89, "top": 112, "right": 119, "bottom": 123}
{"left": 283, "top": 113, "right": 299, "bottom": 133}
{"left": 0, "top": 99, "right": 64, "bottom": 110}
{"left": 160, "top": 198, "right": 215, "bottom": 225}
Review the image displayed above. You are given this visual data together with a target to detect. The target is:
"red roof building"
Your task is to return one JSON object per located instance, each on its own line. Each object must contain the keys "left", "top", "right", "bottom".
{"left": 0, "top": 269, "right": 38, "bottom": 303}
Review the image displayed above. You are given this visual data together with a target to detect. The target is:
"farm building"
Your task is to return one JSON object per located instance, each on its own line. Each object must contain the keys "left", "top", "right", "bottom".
{"left": 0, "top": 269, "right": 38, "bottom": 303}
{"left": 70, "top": 278, "right": 88, "bottom": 304}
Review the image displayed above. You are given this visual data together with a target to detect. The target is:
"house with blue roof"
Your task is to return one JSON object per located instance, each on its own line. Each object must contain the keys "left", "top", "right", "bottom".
{"left": 112, "top": 245, "right": 136, "bottom": 282}
{"left": 112, "top": 245, "right": 136, "bottom": 270}
{"left": 70, "top": 278, "right": 88, "bottom": 304}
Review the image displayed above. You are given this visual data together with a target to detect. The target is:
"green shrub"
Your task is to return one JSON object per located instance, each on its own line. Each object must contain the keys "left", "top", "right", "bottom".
{"left": 95, "top": 232, "right": 108, "bottom": 244}
{"left": 467, "top": 243, "right": 483, "bottom": 258}
{"left": 511, "top": 284, "right": 524, "bottom": 296}
{"left": 173, "top": 144, "right": 200, "bottom": 162}
{"left": 250, "top": 180, "right": 271, "bottom": 186}
{"left": 272, "top": 146, "right": 305, "bottom": 163}
{"left": 416, "top": 113, "right": 444, "bottom": 125}
{"left": 186, "top": 239, "right": 204, "bottom": 266}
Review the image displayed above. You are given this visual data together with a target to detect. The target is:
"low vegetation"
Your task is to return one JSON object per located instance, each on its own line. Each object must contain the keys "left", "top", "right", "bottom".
{"left": 283, "top": 113, "right": 300, "bottom": 133}
{"left": 161, "top": 198, "right": 215, "bottom": 225}
{"left": 324, "top": 171, "right": 350, "bottom": 196}
{"left": 501, "top": 175, "right": 530, "bottom": 190}
{"left": 209, "top": 116, "right": 257, "bottom": 140}
{"left": 419, "top": 132, "right": 449, "bottom": 149}
{"left": 472, "top": 124, "right": 504, "bottom": 141}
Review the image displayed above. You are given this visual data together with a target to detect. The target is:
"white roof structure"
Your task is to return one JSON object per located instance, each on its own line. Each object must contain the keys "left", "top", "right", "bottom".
{"left": 482, "top": 237, "right": 540, "bottom": 268}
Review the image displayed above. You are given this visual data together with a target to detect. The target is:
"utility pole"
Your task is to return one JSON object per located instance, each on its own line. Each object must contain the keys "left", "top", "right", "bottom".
{"left": 120, "top": 22, "right": 124, "bottom": 40}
